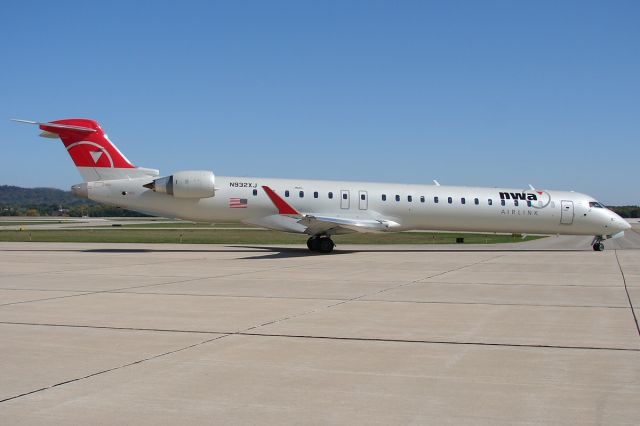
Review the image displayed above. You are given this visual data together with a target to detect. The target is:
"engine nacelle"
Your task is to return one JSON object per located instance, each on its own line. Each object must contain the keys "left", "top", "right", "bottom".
{"left": 144, "top": 170, "right": 215, "bottom": 198}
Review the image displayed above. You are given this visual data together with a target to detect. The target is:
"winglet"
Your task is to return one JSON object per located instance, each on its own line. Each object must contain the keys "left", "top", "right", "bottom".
{"left": 262, "top": 186, "right": 300, "bottom": 215}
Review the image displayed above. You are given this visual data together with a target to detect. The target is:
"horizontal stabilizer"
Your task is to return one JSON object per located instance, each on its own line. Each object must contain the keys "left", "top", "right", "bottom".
{"left": 11, "top": 119, "right": 96, "bottom": 133}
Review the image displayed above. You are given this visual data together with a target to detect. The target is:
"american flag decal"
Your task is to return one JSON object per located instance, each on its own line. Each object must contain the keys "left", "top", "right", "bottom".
{"left": 229, "top": 198, "right": 248, "bottom": 208}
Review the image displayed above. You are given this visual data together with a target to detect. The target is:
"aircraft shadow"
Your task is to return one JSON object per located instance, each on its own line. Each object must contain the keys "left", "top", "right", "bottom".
{"left": 0, "top": 246, "right": 590, "bottom": 260}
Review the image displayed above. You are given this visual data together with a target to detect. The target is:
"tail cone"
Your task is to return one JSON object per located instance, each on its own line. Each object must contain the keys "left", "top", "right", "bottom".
{"left": 71, "top": 183, "right": 88, "bottom": 198}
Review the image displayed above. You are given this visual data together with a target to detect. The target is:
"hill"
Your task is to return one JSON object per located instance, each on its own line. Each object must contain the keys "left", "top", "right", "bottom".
{"left": 0, "top": 185, "right": 91, "bottom": 206}
{"left": 0, "top": 185, "right": 148, "bottom": 217}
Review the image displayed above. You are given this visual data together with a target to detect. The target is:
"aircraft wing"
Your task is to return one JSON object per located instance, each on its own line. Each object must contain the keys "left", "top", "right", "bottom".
{"left": 297, "top": 215, "right": 397, "bottom": 234}
{"left": 261, "top": 186, "right": 399, "bottom": 235}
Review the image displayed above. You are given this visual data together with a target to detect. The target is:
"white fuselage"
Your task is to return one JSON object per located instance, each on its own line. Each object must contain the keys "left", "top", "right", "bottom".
{"left": 84, "top": 175, "right": 629, "bottom": 238}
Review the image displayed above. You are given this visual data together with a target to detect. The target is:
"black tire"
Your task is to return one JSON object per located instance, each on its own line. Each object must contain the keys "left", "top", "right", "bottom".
{"left": 318, "top": 238, "right": 334, "bottom": 254}
{"left": 593, "top": 242, "right": 604, "bottom": 251}
{"left": 307, "top": 237, "right": 321, "bottom": 252}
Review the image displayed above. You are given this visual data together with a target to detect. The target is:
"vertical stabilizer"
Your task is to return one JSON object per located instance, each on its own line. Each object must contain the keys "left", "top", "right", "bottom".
{"left": 13, "top": 118, "right": 158, "bottom": 182}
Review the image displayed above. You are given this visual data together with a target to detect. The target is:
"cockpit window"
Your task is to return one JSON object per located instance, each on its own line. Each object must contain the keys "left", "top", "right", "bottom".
{"left": 589, "top": 201, "right": 605, "bottom": 208}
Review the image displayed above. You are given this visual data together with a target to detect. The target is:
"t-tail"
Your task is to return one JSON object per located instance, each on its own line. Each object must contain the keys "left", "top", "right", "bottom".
{"left": 12, "top": 118, "right": 159, "bottom": 183}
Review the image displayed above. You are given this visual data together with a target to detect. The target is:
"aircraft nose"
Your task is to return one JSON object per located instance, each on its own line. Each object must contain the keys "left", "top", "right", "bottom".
{"left": 610, "top": 214, "right": 631, "bottom": 231}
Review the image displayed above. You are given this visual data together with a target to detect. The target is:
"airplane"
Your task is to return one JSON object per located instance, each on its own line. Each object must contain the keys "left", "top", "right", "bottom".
{"left": 13, "top": 118, "right": 631, "bottom": 253}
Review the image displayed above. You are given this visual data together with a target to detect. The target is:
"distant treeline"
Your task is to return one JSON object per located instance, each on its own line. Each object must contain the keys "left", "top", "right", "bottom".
{"left": 0, "top": 185, "right": 149, "bottom": 217}
{"left": 609, "top": 206, "right": 640, "bottom": 218}
{"left": 1, "top": 185, "right": 638, "bottom": 218}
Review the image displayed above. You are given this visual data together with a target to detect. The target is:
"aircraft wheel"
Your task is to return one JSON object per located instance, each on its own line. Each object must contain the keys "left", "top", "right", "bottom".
{"left": 593, "top": 242, "right": 605, "bottom": 251}
{"left": 307, "top": 237, "right": 315, "bottom": 251}
{"left": 318, "top": 237, "right": 335, "bottom": 254}
{"left": 307, "top": 236, "right": 321, "bottom": 252}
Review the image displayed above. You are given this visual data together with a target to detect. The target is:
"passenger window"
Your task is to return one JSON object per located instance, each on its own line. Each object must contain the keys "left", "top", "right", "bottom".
{"left": 514, "top": 200, "right": 519, "bottom": 207}
{"left": 328, "top": 192, "right": 333, "bottom": 199}
{"left": 461, "top": 197, "right": 466, "bottom": 204}
{"left": 527, "top": 200, "right": 532, "bottom": 207}
{"left": 252, "top": 189, "right": 257, "bottom": 196}
{"left": 434, "top": 196, "right": 439, "bottom": 203}
{"left": 420, "top": 196, "right": 425, "bottom": 203}
{"left": 501, "top": 200, "right": 505, "bottom": 206}
{"left": 361, "top": 194, "right": 365, "bottom": 201}
{"left": 285, "top": 190, "right": 290, "bottom": 197}
{"left": 342, "top": 193, "right": 348, "bottom": 200}
{"left": 382, "top": 194, "right": 387, "bottom": 201}
{"left": 488, "top": 199, "right": 493, "bottom": 205}
{"left": 313, "top": 191, "right": 318, "bottom": 198}
{"left": 448, "top": 197, "right": 452, "bottom": 204}
{"left": 395, "top": 195, "right": 400, "bottom": 202}
{"left": 299, "top": 191, "right": 304, "bottom": 198}
{"left": 474, "top": 198, "right": 479, "bottom": 205}
{"left": 408, "top": 195, "right": 412, "bottom": 202}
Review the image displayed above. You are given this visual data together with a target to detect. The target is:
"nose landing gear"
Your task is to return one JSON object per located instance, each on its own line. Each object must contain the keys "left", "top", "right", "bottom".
{"left": 591, "top": 236, "right": 605, "bottom": 251}
{"left": 307, "top": 235, "right": 335, "bottom": 253}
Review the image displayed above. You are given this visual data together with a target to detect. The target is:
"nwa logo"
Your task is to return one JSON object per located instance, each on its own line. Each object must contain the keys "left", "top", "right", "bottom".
{"left": 499, "top": 192, "right": 538, "bottom": 201}
{"left": 499, "top": 191, "right": 551, "bottom": 209}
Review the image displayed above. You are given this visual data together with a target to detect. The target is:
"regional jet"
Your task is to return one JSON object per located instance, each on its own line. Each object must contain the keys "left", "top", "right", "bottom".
{"left": 13, "top": 118, "right": 630, "bottom": 253}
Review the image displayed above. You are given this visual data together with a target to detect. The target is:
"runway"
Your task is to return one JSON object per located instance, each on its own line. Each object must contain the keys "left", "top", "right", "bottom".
{"left": 1, "top": 229, "right": 639, "bottom": 424}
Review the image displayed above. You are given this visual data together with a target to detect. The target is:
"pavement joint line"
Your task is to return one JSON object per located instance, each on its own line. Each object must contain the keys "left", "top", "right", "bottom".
{"left": 0, "top": 250, "right": 298, "bottom": 280}
{"left": 1, "top": 321, "right": 638, "bottom": 353}
{"left": 243, "top": 253, "right": 508, "bottom": 334}
{"left": 331, "top": 253, "right": 509, "bottom": 308}
{"left": 0, "top": 288, "right": 85, "bottom": 293}
{"left": 353, "top": 299, "right": 630, "bottom": 309}
{"left": 0, "top": 263, "right": 309, "bottom": 308}
{"left": 0, "top": 291, "right": 98, "bottom": 307}
{"left": 0, "top": 332, "right": 232, "bottom": 404}
{"left": 416, "top": 281, "right": 625, "bottom": 288}
{"left": 49, "top": 289, "right": 631, "bottom": 310}
{"left": 0, "top": 256, "right": 212, "bottom": 279}
{"left": 236, "top": 332, "right": 640, "bottom": 352}
{"left": 1, "top": 280, "right": 628, "bottom": 290}
{"left": 0, "top": 321, "right": 223, "bottom": 334}
{"left": 615, "top": 250, "right": 640, "bottom": 338}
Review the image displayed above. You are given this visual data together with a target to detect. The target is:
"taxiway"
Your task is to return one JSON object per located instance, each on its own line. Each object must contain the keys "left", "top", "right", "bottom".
{"left": 0, "top": 226, "right": 639, "bottom": 424}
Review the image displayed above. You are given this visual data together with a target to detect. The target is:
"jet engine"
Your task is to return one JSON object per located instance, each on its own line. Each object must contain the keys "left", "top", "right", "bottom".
{"left": 144, "top": 170, "right": 215, "bottom": 198}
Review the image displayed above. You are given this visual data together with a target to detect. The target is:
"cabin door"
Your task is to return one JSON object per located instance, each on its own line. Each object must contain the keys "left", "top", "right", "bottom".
{"left": 560, "top": 200, "right": 574, "bottom": 224}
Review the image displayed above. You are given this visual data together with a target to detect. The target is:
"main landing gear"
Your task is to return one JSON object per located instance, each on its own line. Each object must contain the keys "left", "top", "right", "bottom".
{"left": 592, "top": 236, "right": 605, "bottom": 251}
{"left": 307, "top": 235, "right": 335, "bottom": 254}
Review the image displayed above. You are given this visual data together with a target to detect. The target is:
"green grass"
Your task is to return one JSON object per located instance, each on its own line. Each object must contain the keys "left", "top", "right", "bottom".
{"left": 0, "top": 220, "right": 82, "bottom": 226}
{"left": 118, "top": 222, "right": 257, "bottom": 228}
{"left": 0, "top": 228, "right": 543, "bottom": 245}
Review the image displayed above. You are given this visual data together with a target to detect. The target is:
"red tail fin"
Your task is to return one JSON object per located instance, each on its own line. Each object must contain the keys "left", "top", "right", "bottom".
{"left": 39, "top": 119, "right": 135, "bottom": 169}
{"left": 14, "top": 118, "right": 159, "bottom": 182}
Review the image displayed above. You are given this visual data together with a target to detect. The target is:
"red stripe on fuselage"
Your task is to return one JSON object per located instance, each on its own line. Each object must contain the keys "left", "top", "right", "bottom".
{"left": 262, "top": 186, "right": 300, "bottom": 215}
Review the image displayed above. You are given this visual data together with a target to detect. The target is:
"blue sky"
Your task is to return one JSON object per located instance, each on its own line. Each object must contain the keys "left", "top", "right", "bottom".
{"left": 1, "top": 0, "right": 638, "bottom": 204}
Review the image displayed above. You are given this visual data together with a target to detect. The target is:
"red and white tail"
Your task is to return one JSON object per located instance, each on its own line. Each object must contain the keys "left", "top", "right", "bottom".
{"left": 13, "top": 118, "right": 158, "bottom": 182}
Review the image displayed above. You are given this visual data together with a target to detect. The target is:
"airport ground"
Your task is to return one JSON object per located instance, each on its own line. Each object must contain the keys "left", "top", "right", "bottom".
{"left": 0, "top": 217, "right": 541, "bottom": 245}
{"left": 0, "top": 221, "right": 639, "bottom": 424}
